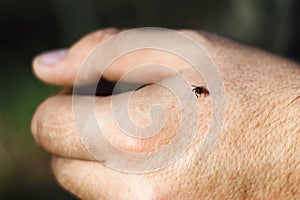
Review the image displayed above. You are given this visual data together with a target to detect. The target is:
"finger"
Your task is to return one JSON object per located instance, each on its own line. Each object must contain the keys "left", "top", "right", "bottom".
{"left": 32, "top": 29, "right": 219, "bottom": 87}
{"left": 51, "top": 156, "right": 153, "bottom": 200}
{"left": 31, "top": 94, "right": 93, "bottom": 160}
{"left": 32, "top": 28, "right": 120, "bottom": 86}
{"left": 31, "top": 70, "right": 211, "bottom": 160}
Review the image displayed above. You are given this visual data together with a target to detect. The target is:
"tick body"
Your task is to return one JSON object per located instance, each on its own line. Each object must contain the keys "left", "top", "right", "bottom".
{"left": 192, "top": 85, "right": 209, "bottom": 98}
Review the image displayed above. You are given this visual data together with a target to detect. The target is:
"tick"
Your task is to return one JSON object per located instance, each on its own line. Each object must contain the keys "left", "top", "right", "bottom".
{"left": 192, "top": 85, "right": 209, "bottom": 98}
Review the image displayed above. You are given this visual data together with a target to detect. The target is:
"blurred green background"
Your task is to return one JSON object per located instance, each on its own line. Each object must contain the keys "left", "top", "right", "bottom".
{"left": 0, "top": 0, "right": 299, "bottom": 199}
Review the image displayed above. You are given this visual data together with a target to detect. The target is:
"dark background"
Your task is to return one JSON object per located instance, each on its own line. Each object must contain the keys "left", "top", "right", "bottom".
{"left": 0, "top": 0, "right": 299, "bottom": 199}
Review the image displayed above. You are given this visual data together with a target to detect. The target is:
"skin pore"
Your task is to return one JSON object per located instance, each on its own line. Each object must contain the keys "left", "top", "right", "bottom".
{"left": 31, "top": 28, "right": 300, "bottom": 199}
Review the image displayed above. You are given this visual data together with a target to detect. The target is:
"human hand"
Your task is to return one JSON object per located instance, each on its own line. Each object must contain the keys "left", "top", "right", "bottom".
{"left": 31, "top": 28, "right": 300, "bottom": 199}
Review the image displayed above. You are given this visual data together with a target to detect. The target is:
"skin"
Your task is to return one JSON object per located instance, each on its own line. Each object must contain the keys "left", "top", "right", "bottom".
{"left": 31, "top": 28, "right": 300, "bottom": 199}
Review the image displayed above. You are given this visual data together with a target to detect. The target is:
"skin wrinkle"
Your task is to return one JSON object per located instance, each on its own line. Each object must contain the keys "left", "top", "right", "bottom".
{"left": 287, "top": 95, "right": 300, "bottom": 108}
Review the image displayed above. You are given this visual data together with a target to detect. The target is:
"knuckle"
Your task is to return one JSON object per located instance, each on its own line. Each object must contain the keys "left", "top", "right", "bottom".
{"left": 51, "top": 157, "right": 74, "bottom": 193}
{"left": 31, "top": 97, "right": 50, "bottom": 146}
{"left": 80, "top": 28, "right": 119, "bottom": 47}
{"left": 31, "top": 95, "right": 73, "bottom": 152}
{"left": 180, "top": 29, "right": 216, "bottom": 47}
{"left": 51, "top": 158, "right": 101, "bottom": 200}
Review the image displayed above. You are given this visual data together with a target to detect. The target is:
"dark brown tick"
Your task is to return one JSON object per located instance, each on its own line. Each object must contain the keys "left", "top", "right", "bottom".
{"left": 192, "top": 85, "right": 209, "bottom": 98}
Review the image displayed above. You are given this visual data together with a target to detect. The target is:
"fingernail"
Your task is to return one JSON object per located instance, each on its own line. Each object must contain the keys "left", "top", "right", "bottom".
{"left": 38, "top": 49, "right": 67, "bottom": 66}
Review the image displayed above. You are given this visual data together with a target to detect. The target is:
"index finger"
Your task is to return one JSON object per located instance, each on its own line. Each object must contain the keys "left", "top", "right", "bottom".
{"left": 31, "top": 68, "right": 211, "bottom": 163}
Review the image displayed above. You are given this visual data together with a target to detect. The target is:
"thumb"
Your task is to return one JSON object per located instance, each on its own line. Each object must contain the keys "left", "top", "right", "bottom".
{"left": 32, "top": 28, "right": 119, "bottom": 86}
{"left": 32, "top": 28, "right": 193, "bottom": 86}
